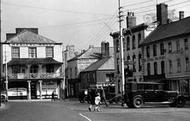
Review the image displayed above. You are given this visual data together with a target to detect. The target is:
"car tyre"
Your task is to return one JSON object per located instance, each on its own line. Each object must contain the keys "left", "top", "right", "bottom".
{"left": 133, "top": 97, "right": 143, "bottom": 108}
{"left": 176, "top": 97, "right": 185, "bottom": 108}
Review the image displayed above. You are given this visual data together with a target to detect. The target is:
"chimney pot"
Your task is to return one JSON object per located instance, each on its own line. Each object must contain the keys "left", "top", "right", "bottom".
{"left": 179, "top": 11, "right": 184, "bottom": 20}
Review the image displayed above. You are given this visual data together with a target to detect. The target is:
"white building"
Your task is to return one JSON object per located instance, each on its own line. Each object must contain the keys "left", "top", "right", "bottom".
{"left": 2, "top": 28, "right": 63, "bottom": 100}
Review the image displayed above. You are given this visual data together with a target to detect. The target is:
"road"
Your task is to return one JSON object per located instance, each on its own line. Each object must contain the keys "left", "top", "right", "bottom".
{"left": 0, "top": 100, "right": 190, "bottom": 121}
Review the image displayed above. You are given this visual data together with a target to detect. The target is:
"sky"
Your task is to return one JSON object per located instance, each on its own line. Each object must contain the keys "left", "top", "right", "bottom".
{"left": 2, "top": 0, "right": 190, "bottom": 51}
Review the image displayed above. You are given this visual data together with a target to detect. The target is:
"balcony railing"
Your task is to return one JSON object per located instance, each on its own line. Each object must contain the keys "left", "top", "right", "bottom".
{"left": 8, "top": 73, "right": 63, "bottom": 79}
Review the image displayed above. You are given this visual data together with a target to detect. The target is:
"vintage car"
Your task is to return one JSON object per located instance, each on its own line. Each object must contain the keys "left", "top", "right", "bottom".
{"left": 124, "top": 82, "right": 186, "bottom": 108}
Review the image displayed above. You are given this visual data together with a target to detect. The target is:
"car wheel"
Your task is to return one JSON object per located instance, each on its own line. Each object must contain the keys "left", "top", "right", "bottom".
{"left": 133, "top": 97, "right": 143, "bottom": 108}
{"left": 176, "top": 98, "right": 185, "bottom": 108}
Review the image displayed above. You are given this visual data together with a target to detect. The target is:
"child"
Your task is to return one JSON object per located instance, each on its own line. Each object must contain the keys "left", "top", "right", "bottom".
{"left": 94, "top": 93, "right": 101, "bottom": 111}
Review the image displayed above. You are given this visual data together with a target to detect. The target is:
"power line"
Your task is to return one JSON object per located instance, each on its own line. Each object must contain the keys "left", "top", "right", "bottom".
{"left": 123, "top": 0, "right": 153, "bottom": 7}
{"left": 2, "top": 1, "right": 112, "bottom": 16}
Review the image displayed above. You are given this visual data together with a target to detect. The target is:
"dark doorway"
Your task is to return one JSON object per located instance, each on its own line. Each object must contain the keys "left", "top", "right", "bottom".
{"left": 31, "top": 81, "right": 37, "bottom": 99}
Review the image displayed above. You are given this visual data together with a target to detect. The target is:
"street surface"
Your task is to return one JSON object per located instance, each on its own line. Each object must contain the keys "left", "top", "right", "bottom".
{"left": 0, "top": 99, "right": 190, "bottom": 121}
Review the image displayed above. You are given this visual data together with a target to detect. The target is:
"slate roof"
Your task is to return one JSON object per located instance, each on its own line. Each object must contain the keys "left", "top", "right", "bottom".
{"left": 68, "top": 47, "right": 114, "bottom": 62}
{"left": 8, "top": 58, "right": 62, "bottom": 65}
{"left": 5, "top": 31, "right": 58, "bottom": 44}
{"left": 81, "top": 56, "right": 114, "bottom": 72}
{"left": 140, "top": 16, "right": 190, "bottom": 46}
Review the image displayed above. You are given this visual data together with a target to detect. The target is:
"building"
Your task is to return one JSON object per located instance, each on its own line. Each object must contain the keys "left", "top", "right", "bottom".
{"left": 140, "top": 3, "right": 190, "bottom": 97}
{"left": 63, "top": 45, "right": 78, "bottom": 98}
{"left": 2, "top": 28, "right": 63, "bottom": 100}
{"left": 110, "top": 12, "right": 150, "bottom": 94}
{"left": 67, "top": 45, "right": 101, "bottom": 97}
{"left": 80, "top": 42, "right": 114, "bottom": 89}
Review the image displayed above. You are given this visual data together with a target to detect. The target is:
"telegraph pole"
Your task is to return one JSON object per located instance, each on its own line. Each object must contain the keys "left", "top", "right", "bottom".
{"left": 118, "top": 0, "right": 125, "bottom": 95}
{"left": 0, "top": 0, "right": 2, "bottom": 106}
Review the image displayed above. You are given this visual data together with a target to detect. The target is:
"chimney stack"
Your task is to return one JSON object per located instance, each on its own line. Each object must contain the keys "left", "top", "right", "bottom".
{"left": 101, "top": 41, "right": 109, "bottom": 57}
{"left": 126, "top": 12, "right": 136, "bottom": 28}
{"left": 157, "top": 3, "right": 168, "bottom": 25}
{"left": 179, "top": 11, "right": 184, "bottom": 20}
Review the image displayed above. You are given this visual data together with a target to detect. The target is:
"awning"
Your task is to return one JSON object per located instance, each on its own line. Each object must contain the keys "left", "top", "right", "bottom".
{"left": 7, "top": 58, "right": 62, "bottom": 66}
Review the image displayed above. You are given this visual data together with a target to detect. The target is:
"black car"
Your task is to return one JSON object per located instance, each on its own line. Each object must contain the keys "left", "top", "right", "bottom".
{"left": 124, "top": 82, "right": 186, "bottom": 108}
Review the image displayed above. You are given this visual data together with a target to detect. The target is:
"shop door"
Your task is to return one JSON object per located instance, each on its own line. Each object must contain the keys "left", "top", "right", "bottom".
{"left": 31, "top": 81, "right": 37, "bottom": 99}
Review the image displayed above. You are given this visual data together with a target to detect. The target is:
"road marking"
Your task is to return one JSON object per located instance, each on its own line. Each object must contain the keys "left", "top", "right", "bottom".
{"left": 79, "top": 113, "right": 92, "bottom": 121}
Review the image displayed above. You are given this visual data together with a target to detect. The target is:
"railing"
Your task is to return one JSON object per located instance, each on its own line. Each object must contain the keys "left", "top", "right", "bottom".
{"left": 8, "top": 73, "right": 63, "bottom": 79}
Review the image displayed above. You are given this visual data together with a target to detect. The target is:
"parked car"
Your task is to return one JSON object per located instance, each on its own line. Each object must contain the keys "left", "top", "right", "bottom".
{"left": 1, "top": 93, "right": 8, "bottom": 102}
{"left": 124, "top": 82, "right": 186, "bottom": 108}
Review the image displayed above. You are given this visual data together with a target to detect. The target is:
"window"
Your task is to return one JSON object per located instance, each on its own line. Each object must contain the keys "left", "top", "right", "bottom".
{"left": 12, "top": 47, "right": 20, "bottom": 58}
{"left": 153, "top": 44, "right": 157, "bottom": 56}
{"left": 147, "top": 63, "right": 150, "bottom": 75}
{"left": 138, "top": 33, "right": 141, "bottom": 46}
{"left": 176, "top": 40, "right": 180, "bottom": 52}
{"left": 123, "top": 38, "right": 126, "bottom": 51}
{"left": 186, "top": 57, "right": 189, "bottom": 71}
{"left": 127, "top": 36, "right": 130, "bottom": 50}
{"left": 133, "top": 55, "right": 136, "bottom": 72}
{"left": 116, "top": 39, "right": 120, "bottom": 52}
{"left": 46, "top": 65, "right": 54, "bottom": 73}
{"left": 29, "top": 47, "right": 37, "bottom": 58}
{"left": 146, "top": 46, "right": 150, "bottom": 58}
{"left": 177, "top": 58, "right": 181, "bottom": 72}
{"left": 154, "top": 62, "right": 157, "bottom": 75}
{"left": 127, "top": 56, "right": 130, "bottom": 61}
{"left": 161, "top": 61, "right": 165, "bottom": 74}
{"left": 138, "top": 54, "right": 142, "bottom": 71}
{"left": 132, "top": 35, "right": 136, "bottom": 49}
{"left": 160, "top": 43, "right": 164, "bottom": 55}
{"left": 30, "top": 65, "right": 38, "bottom": 73}
{"left": 168, "top": 42, "right": 172, "bottom": 53}
{"left": 184, "top": 39, "right": 188, "bottom": 50}
{"left": 46, "top": 46, "right": 54, "bottom": 58}
{"left": 75, "top": 67, "right": 77, "bottom": 77}
{"left": 169, "top": 60, "right": 172, "bottom": 73}
{"left": 117, "top": 58, "right": 120, "bottom": 73}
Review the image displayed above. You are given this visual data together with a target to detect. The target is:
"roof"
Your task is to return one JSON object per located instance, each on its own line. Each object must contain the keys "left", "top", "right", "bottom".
{"left": 5, "top": 31, "right": 60, "bottom": 44}
{"left": 123, "top": 23, "right": 148, "bottom": 35}
{"left": 140, "top": 17, "right": 190, "bottom": 46}
{"left": 81, "top": 56, "right": 114, "bottom": 72}
{"left": 7, "top": 58, "right": 62, "bottom": 65}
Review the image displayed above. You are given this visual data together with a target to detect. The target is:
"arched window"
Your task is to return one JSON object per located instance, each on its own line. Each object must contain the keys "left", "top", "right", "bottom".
{"left": 161, "top": 61, "right": 165, "bottom": 74}
{"left": 147, "top": 63, "right": 150, "bottom": 75}
{"left": 138, "top": 33, "right": 141, "bottom": 46}
{"left": 154, "top": 62, "right": 157, "bottom": 75}
{"left": 127, "top": 36, "right": 130, "bottom": 50}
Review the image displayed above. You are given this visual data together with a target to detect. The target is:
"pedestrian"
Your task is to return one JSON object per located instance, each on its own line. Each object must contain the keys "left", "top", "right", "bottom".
{"left": 88, "top": 90, "right": 95, "bottom": 111}
{"left": 94, "top": 93, "right": 101, "bottom": 111}
{"left": 52, "top": 91, "right": 55, "bottom": 101}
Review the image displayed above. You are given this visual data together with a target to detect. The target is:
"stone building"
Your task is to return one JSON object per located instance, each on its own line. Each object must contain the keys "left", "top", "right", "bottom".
{"left": 2, "top": 28, "right": 63, "bottom": 100}
{"left": 140, "top": 3, "right": 190, "bottom": 96}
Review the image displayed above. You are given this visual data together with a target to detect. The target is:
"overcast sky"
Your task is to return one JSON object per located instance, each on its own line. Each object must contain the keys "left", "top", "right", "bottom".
{"left": 2, "top": 0, "right": 190, "bottom": 50}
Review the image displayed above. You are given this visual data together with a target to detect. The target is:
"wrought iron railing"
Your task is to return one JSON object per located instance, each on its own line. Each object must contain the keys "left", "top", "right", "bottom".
{"left": 8, "top": 73, "right": 63, "bottom": 79}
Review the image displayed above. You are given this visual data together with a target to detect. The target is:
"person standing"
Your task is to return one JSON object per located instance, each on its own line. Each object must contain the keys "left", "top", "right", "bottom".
{"left": 51, "top": 91, "right": 55, "bottom": 101}
{"left": 88, "top": 90, "right": 95, "bottom": 111}
{"left": 94, "top": 93, "right": 101, "bottom": 111}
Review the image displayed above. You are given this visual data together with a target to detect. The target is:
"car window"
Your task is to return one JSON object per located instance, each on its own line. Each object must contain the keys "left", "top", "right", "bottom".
{"left": 137, "top": 84, "right": 144, "bottom": 91}
{"left": 144, "top": 84, "right": 153, "bottom": 91}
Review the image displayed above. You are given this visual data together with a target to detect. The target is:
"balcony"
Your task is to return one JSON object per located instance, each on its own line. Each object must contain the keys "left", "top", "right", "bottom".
{"left": 8, "top": 73, "right": 63, "bottom": 79}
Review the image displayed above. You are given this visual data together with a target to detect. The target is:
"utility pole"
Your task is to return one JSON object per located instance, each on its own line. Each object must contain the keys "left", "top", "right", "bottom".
{"left": 0, "top": 0, "right": 2, "bottom": 107}
{"left": 118, "top": 0, "right": 125, "bottom": 96}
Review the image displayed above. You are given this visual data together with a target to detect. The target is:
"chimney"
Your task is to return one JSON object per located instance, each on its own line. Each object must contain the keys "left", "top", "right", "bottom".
{"left": 16, "top": 28, "right": 38, "bottom": 34}
{"left": 101, "top": 41, "right": 109, "bottom": 57}
{"left": 126, "top": 12, "right": 136, "bottom": 28}
{"left": 157, "top": 3, "right": 168, "bottom": 25}
{"left": 66, "top": 45, "right": 74, "bottom": 51}
{"left": 6, "top": 33, "right": 16, "bottom": 40}
{"left": 89, "top": 45, "right": 94, "bottom": 49}
{"left": 179, "top": 11, "right": 184, "bottom": 20}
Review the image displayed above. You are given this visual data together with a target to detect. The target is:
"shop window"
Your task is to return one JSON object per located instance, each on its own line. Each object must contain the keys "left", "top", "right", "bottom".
{"left": 12, "top": 47, "right": 20, "bottom": 58}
